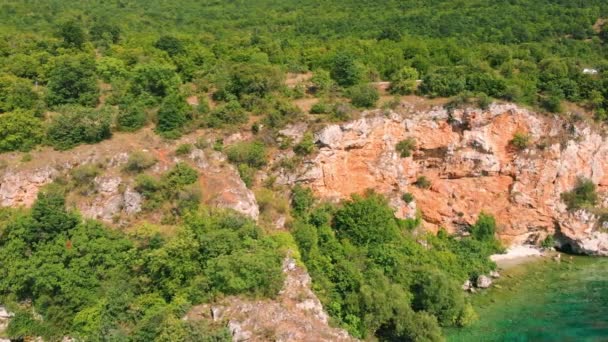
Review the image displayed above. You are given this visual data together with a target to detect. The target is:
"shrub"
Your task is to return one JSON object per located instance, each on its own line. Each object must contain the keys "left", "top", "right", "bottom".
{"left": 131, "top": 63, "right": 181, "bottom": 99}
{"left": 348, "top": 84, "right": 379, "bottom": 108}
{"left": 310, "top": 101, "right": 330, "bottom": 114}
{"left": 396, "top": 138, "right": 416, "bottom": 157}
{"left": 47, "top": 106, "right": 112, "bottom": 150}
{"left": 561, "top": 178, "right": 598, "bottom": 210}
{"left": 156, "top": 92, "right": 191, "bottom": 137}
{"left": 470, "top": 212, "right": 497, "bottom": 241}
{"left": 330, "top": 52, "right": 362, "bottom": 87}
{"left": 226, "top": 142, "right": 267, "bottom": 168}
{"left": 291, "top": 185, "right": 314, "bottom": 216}
{"left": 293, "top": 133, "right": 315, "bottom": 156}
{"left": 237, "top": 164, "right": 255, "bottom": 188}
{"left": 414, "top": 176, "right": 431, "bottom": 189}
{"left": 0, "top": 75, "right": 39, "bottom": 113}
{"left": 117, "top": 100, "right": 147, "bottom": 132}
{"left": 390, "top": 66, "right": 419, "bottom": 95}
{"left": 510, "top": 132, "right": 531, "bottom": 150}
{"left": 411, "top": 270, "right": 467, "bottom": 326}
{"left": 0, "top": 110, "right": 44, "bottom": 152}
{"left": 175, "top": 144, "right": 193, "bottom": 156}
{"left": 123, "top": 152, "right": 157, "bottom": 174}
{"left": 46, "top": 55, "right": 99, "bottom": 107}
{"left": 205, "top": 101, "right": 248, "bottom": 128}
{"left": 402, "top": 192, "right": 414, "bottom": 204}
{"left": 333, "top": 191, "right": 400, "bottom": 245}
{"left": 541, "top": 235, "right": 555, "bottom": 248}
{"left": 164, "top": 163, "right": 199, "bottom": 187}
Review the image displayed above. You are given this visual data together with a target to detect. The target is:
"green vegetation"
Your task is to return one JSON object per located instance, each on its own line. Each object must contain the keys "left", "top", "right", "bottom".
{"left": 348, "top": 84, "right": 380, "bottom": 108}
{"left": 292, "top": 191, "right": 501, "bottom": 340}
{"left": 402, "top": 192, "right": 414, "bottom": 204}
{"left": 123, "top": 151, "right": 158, "bottom": 174}
{"left": 561, "top": 178, "right": 599, "bottom": 211}
{"left": 414, "top": 176, "right": 432, "bottom": 189}
{"left": 47, "top": 106, "right": 112, "bottom": 150}
{"left": 396, "top": 138, "right": 417, "bottom": 157}
{"left": 0, "top": 187, "right": 283, "bottom": 340}
{"left": 510, "top": 132, "right": 531, "bottom": 150}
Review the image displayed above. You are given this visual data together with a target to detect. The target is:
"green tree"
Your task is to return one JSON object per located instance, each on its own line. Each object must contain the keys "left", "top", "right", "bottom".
{"left": 47, "top": 106, "right": 112, "bottom": 150}
{"left": 330, "top": 52, "right": 362, "bottom": 87}
{"left": 131, "top": 63, "right": 181, "bottom": 99}
{"left": 390, "top": 67, "right": 419, "bottom": 95}
{"left": 561, "top": 178, "right": 598, "bottom": 210}
{"left": 46, "top": 55, "right": 99, "bottom": 107}
{"left": 333, "top": 192, "right": 399, "bottom": 245}
{"left": 156, "top": 92, "right": 190, "bottom": 137}
{"left": 58, "top": 20, "right": 86, "bottom": 48}
{"left": 470, "top": 212, "right": 497, "bottom": 241}
{"left": 0, "top": 75, "right": 39, "bottom": 112}
{"left": 0, "top": 110, "right": 44, "bottom": 152}
{"left": 411, "top": 270, "right": 467, "bottom": 326}
{"left": 348, "top": 84, "right": 379, "bottom": 108}
{"left": 154, "top": 36, "right": 185, "bottom": 56}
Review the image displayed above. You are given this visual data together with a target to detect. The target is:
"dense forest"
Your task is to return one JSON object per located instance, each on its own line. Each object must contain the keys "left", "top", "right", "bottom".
{"left": 0, "top": 0, "right": 607, "bottom": 340}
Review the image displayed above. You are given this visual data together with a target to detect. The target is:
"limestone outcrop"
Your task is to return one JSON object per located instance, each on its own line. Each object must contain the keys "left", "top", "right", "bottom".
{"left": 280, "top": 103, "right": 608, "bottom": 254}
{"left": 185, "top": 257, "right": 355, "bottom": 342}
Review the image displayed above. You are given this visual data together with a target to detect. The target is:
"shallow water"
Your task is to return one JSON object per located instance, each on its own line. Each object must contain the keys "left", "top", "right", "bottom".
{"left": 447, "top": 256, "right": 608, "bottom": 342}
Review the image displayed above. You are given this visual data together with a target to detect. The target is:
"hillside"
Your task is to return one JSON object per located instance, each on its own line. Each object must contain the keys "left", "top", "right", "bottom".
{"left": 0, "top": 0, "right": 608, "bottom": 341}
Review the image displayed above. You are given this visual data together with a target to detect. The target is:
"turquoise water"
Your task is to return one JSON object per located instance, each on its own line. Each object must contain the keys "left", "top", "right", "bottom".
{"left": 447, "top": 257, "right": 608, "bottom": 342}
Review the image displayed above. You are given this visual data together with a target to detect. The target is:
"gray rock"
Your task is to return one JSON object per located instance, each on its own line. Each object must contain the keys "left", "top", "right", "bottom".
{"left": 476, "top": 275, "right": 493, "bottom": 288}
{"left": 315, "top": 125, "right": 343, "bottom": 148}
{"left": 123, "top": 187, "right": 142, "bottom": 215}
{"left": 462, "top": 280, "right": 473, "bottom": 291}
{"left": 228, "top": 320, "right": 252, "bottom": 342}
{"left": 490, "top": 271, "right": 501, "bottom": 278}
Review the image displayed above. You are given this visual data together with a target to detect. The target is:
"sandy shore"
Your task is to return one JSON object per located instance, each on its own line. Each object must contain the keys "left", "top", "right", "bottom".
{"left": 491, "top": 245, "right": 545, "bottom": 268}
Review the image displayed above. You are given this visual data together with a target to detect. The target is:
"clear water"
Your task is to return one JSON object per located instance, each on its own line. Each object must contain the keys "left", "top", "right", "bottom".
{"left": 447, "top": 257, "right": 608, "bottom": 342}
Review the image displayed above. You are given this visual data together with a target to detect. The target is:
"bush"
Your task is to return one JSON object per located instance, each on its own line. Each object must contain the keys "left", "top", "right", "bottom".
{"left": 561, "top": 178, "right": 598, "bottom": 210}
{"left": 131, "top": 63, "right": 181, "bottom": 99}
{"left": 123, "top": 152, "right": 157, "bottom": 173}
{"left": 291, "top": 185, "right": 314, "bottom": 216}
{"left": 46, "top": 55, "right": 99, "bottom": 107}
{"left": 117, "top": 100, "right": 147, "bottom": 132}
{"left": 293, "top": 133, "right": 315, "bottom": 156}
{"left": 470, "top": 212, "right": 497, "bottom": 241}
{"left": 47, "top": 106, "right": 112, "bottom": 150}
{"left": 310, "top": 101, "right": 330, "bottom": 114}
{"left": 411, "top": 270, "right": 468, "bottom": 326}
{"left": 205, "top": 101, "right": 248, "bottom": 128}
{"left": 330, "top": 52, "right": 362, "bottom": 87}
{"left": 237, "top": 164, "right": 255, "bottom": 188}
{"left": 541, "top": 235, "right": 555, "bottom": 248}
{"left": 414, "top": 176, "right": 431, "bottom": 189}
{"left": 402, "top": 192, "right": 414, "bottom": 204}
{"left": 226, "top": 142, "right": 267, "bottom": 168}
{"left": 175, "top": 144, "right": 193, "bottom": 156}
{"left": 510, "top": 132, "right": 531, "bottom": 150}
{"left": 348, "top": 84, "right": 379, "bottom": 108}
{"left": 0, "top": 75, "right": 40, "bottom": 113}
{"left": 390, "top": 66, "right": 419, "bottom": 95}
{"left": 156, "top": 92, "right": 191, "bottom": 137}
{"left": 0, "top": 110, "right": 44, "bottom": 152}
{"left": 396, "top": 138, "right": 416, "bottom": 157}
{"left": 333, "top": 191, "right": 400, "bottom": 245}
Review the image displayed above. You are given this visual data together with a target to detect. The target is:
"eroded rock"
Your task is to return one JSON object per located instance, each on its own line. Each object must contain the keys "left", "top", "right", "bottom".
{"left": 282, "top": 103, "right": 608, "bottom": 254}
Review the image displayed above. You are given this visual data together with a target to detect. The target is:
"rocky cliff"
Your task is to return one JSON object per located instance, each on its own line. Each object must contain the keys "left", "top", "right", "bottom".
{"left": 278, "top": 103, "right": 608, "bottom": 255}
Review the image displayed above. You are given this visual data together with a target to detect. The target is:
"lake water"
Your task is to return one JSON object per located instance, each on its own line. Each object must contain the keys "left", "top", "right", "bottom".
{"left": 447, "top": 256, "right": 608, "bottom": 342}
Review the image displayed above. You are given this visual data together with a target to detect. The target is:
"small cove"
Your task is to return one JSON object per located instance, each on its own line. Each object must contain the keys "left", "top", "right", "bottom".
{"left": 447, "top": 255, "right": 608, "bottom": 341}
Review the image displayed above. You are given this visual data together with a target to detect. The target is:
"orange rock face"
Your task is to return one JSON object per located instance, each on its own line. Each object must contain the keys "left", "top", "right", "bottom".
{"left": 289, "top": 104, "right": 608, "bottom": 251}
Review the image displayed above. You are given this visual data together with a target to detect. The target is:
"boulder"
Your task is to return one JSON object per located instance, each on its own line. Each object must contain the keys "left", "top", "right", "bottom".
{"left": 476, "top": 275, "right": 493, "bottom": 289}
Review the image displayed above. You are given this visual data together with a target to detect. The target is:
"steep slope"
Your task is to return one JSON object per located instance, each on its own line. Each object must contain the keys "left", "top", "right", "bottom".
{"left": 277, "top": 103, "right": 608, "bottom": 254}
